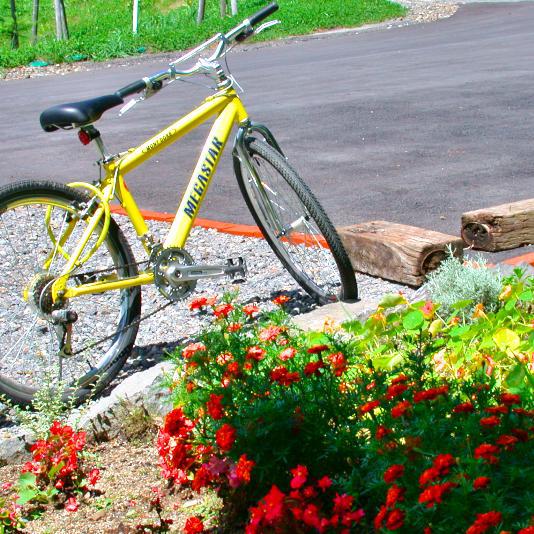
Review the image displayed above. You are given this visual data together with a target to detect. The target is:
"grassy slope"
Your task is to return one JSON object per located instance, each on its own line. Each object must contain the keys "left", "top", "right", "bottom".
{"left": 0, "top": 0, "right": 406, "bottom": 68}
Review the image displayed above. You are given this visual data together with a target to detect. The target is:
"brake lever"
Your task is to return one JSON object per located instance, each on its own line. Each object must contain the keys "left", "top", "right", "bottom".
{"left": 253, "top": 19, "right": 281, "bottom": 35}
{"left": 118, "top": 81, "right": 164, "bottom": 116}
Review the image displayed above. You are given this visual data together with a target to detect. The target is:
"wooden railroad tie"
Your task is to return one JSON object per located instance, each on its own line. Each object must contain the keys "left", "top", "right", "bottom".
{"left": 338, "top": 221, "right": 464, "bottom": 287}
{"left": 461, "top": 199, "right": 534, "bottom": 252}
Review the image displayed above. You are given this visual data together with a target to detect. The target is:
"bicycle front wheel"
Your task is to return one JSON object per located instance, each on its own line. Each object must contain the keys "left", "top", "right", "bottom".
{"left": 234, "top": 138, "right": 358, "bottom": 304}
{"left": 0, "top": 181, "right": 141, "bottom": 406}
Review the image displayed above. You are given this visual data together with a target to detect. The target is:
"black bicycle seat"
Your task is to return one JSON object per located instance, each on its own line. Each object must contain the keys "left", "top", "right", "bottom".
{"left": 40, "top": 94, "right": 124, "bottom": 132}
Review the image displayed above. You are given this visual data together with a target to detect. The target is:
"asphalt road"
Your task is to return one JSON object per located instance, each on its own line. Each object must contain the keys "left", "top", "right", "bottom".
{"left": 1, "top": 2, "right": 533, "bottom": 261}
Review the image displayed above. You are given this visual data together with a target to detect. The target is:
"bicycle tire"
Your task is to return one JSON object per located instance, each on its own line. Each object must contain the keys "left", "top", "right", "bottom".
{"left": 0, "top": 181, "right": 141, "bottom": 406}
{"left": 234, "top": 138, "right": 358, "bottom": 304}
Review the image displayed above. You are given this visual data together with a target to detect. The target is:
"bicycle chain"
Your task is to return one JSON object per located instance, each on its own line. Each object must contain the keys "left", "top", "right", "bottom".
{"left": 61, "top": 259, "right": 175, "bottom": 356}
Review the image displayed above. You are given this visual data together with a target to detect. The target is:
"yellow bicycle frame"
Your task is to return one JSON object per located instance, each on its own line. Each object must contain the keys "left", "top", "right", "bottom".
{"left": 51, "top": 88, "right": 249, "bottom": 301}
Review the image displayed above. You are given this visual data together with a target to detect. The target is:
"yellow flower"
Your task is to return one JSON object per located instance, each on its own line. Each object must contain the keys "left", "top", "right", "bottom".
{"left": 499, "top": 285, "right": 513, "bottom": 301}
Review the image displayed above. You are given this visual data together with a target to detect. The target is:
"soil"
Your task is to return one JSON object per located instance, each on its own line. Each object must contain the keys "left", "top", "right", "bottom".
{"left": 0, "top": 436, "right": 217, "bottom": 533}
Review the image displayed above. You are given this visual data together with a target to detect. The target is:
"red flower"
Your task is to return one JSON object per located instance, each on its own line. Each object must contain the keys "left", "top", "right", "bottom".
{"left": 474, "top": 443, "right": 500, "bottom": 464}
{"left": 192, "top": 465, "right": 212, "bottom": 492}
{"left": 290, "top": 465, "right": 308, "bottom": 489}
{"left": 189, "top": 297, "right": 208, "bottom": 311}
{"left": 227, "top": 322, "right": 242, "bottom": 332}
{"left": 391, "top": 374, "right": 409, "bottom": 384}
{"left": 385, "top": 383, "right": 408, "bottom": 400}
{"left": 360, "top": 400, "right": 380, "bottom": 415}
{"left": 374, "top": 505, "right": 388, "bottom": 530}
{"left": 270, "top": 366, "right": 300, "bottom": 386}
{"left": 453, "top": 402, "right": 475, "bottom": 413}
{"left": 279, "top": 347, "right": 297, "bottom": 361}
{"left": 473, "top": 476, "right": 490, "bottom": 490}
{"left": 496, "top": 434, "right": 519, "bottom": 450}
{"left": 182, "top": 342, "right": 206, "bottom": 359}
{"left": 213, "top": 303, "right": 234, "bottom": 318}
{"left": 206, "top": 394, "right": 224, "bottom": 420}
{"left": 259, "top": 325, "right": 283, "bottom": 342}
{"left": 383, "top": 464, "right": 404, "bottom": 484}
{"left": 307, "top": 344, "right": 329, "bottom": 354}
{"left": 413, "top": 385, "right": 448, "bottom": 403}
{"left": 386, "top": 484, "right": 405, "bottom": 508}
{"left": 163, "top": 408, "right": 195, "bottom": 438}
{"left": 480, "top": 416, "right": 500, "bottom": 428}
{"left": 184, "top": 516, "right": 205, "bottom": 534}
{"left": 385, "top": 508, "right": 405, "bottom": 531}
{"left": 317, "top": 475, "right": 332, "bottom": 491}
{"left": 216, "top": 352, "right": 233, "bottom": 365}
{"left": 485, "top": 405, "right": 508, "bottom": 415}
{"left": 235, "top": 454, "right": 255, "bottom": 484}
{"left": 273, "top": 295, "right": 291, "bottom": 306}
{"left": 419, "top": 467, "right": 440, "bottom": 487}
{"left": 466, "top": 511, "right": 502, "bottom": 534}
{"left": 262, "top": 485, "right": 286, "bottom": 522}
{"left": 328, "top": 352, "right": 348, "bottom": 376}
{"left": 433, "top": 453, "right": 456, "bottom": 476}
{"left": 304, "top": 361, "right": 324, "bottom": 376}
{"left": 216, "top": 424, "right": 236, "bottom": 452}
{"left": 243, "top": 303, "right": 260, "bottom": 316}
{"left": 511, "top": 428, "right": 529, "bottom": 442}
{"left": 88, "top": 468, "right": 100, "bottom": 486}
{"left": 418, "top": 482, "right": 457, "bottom": 508}
{"left": 518, "top": 528, "right": 534, "bottom": 534}
{"left": 375, "top": 425, "right": 392, "bottom": 440}
{"left": 500, "top": 392, "right": 521, "bottom": 405}
{"left": 246, "top": 346, "right": 266, "bottom": 361}
{"left": 391, "top": 400, "right": 412, "bottom": 418}
{"left": 421, "top": 300, "right": 435, "bottom": 318}
{"left": 333, "top": 493, "right": 354, "bottom": 514}
{"left": 65, "top": 497, "right": 79, "bottom": 512}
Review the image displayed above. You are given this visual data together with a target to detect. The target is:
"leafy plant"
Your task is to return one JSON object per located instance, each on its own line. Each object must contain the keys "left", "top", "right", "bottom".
{"left": 157, "top": 294, "right": 533, "bottom": 532}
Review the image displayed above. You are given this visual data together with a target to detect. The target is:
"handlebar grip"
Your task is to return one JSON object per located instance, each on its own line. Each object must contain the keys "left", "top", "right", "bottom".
{"left": 115, "top": 79, "right": 147, "bottom": 99}
{"left": 247, "top": 2, "right": 278, "bottom": 26}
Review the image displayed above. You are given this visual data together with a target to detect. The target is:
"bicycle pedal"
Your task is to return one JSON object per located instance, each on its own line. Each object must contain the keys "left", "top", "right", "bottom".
{"left": 225, "top": 257, "right": 247, "bottom": 281}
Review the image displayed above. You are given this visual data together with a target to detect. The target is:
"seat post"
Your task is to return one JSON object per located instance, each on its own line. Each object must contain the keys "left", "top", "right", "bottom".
{"left": 79, "top": 125, "right": 111, "bottom": 161}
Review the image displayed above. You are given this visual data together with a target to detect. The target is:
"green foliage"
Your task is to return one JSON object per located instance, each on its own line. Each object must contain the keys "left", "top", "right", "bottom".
{"left": 158, "top": 293, "right": 533, "bottom": 532}
{"left": 0, "top": 0, "right": 407, "bottom": 68}
{"left": 424, "top": 252, "right": 502, "bottom": 316}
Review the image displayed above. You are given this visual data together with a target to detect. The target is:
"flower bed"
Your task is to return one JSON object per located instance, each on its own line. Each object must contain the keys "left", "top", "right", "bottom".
{"left": 160, "top": 279, "right": 534, "bottom": 532}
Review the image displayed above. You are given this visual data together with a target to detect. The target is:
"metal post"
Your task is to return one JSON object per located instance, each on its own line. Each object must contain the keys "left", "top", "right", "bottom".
{"left": 230, "top": 0, "right": 237, "bottom": 16}
{"left": 197, "top": 0, "right": 205, "bottom": 24}
{"left": 133, "top": 0, "right": 139, "bottom": 34}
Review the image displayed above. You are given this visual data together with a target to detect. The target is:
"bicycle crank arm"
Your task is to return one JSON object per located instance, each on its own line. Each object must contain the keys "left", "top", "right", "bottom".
{"left": 164, "top": 257, "right": 247, "bottom": 283}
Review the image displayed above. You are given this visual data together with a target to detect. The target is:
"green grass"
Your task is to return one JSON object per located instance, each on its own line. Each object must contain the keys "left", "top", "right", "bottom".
{"left": 0, "top": 0, "right": 407, "bottom": 68}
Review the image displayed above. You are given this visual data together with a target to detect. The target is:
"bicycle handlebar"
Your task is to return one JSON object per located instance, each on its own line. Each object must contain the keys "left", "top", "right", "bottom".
{"left": 115, "top": 3, "right": 279, "bottom": 102}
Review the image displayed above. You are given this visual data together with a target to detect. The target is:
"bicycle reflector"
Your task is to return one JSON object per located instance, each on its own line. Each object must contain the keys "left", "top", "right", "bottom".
{"left": 78, "top": 130, "right": 91, "bottom": 145}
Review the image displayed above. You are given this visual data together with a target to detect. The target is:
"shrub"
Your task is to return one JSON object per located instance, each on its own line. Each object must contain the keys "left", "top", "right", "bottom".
{"left": 424, "top": 252, "right": 502, "bottom": 315}
{"left": 159, "top": 293, "right": 533, "bottom": 532}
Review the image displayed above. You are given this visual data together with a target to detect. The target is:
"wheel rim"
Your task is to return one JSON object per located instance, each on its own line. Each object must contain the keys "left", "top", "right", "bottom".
{"left": 0, "top": 196, "right": 134, "bottom": 398}
{"left": 243, "top": 149, "right": 344, "bottom": 301}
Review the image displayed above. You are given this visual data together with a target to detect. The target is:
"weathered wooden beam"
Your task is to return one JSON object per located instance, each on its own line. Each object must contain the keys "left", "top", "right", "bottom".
{"left": 338, "top": 221, "right": 463, "bottom": 287}
{"left": 461, "top": 199, "right": 534, "bottom": 251}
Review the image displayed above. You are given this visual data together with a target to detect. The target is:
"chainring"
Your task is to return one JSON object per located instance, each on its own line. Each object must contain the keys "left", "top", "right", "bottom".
{"left": 152, "top": 248, "right": 197, "bottom": 302}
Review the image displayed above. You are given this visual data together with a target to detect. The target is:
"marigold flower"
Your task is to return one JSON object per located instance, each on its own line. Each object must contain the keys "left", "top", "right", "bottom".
{"left": 279, "top": 347, "right": 297, "bottom": 361}
{"left": 480, "top": 416, "right": 501, "bottom": 428}
{"left": 259, "top": 325, "right": 283, "bottom": 342}
{"left": 453, "top": 402, "right": 475, "bottom": 413}
{"left": 391, "top": 374, "right": 409, "bottom": 384}
{"left": 385, "top": 508, "right": 405, "bottom": 531}
{"left": 246, "top": 346, "right": 266, "bottom": 361}
{"left": 466, "top": 511, "right": 502, "bottom": 534}
{"left": 189, "top": 297, "right": 208, "bottom": 311}
{"left": 485, "top": 405, "right": 508, "bottom": 415}
{"left": 511, "top": 428, "right": 529, "bottom": 442}
{"left": 433, "top": 453, "right": 456, "bottom": 476}
{"left": 474, "top": 443, "right": 500, "bottom": 464}
{"left": 500, "top": 392, "right": 521, "bottom": 405}
{"left": 163, "top": 408, "right": 195, "bottom": 438}
{"left": 227, "top": 322, "right": 242, "bottom": 332}
{"left": 418, "top": 482, "right": 457, "bottom": 508}
{"left": 290, "top": 465, "right": 308, "bottom": 489}
{"left": 273, "top": 295, "right": 291, "bottom": 306}
{"left": 192, "top": 465, "right": 212, "bottom": 492}
{"left": 383, "top": 464, "right": 404, "bottom": 484}
{"left": 496, "top": 434, "right": 519, "bottom": 450}
{"left": 419, "top": 467, "right": 440, "bottom": 487}
{"left": 304, "top": 360, "right": 324, "bottom": 376}
{"left": 213, "top": 303, "right": 234, "bottom": 318}
{"left": 333, "top": 493, "right": 354, "bottom": 514}
{"left": 88, "top": 468, "right": 100, "bottom": 486}
{"left": 243, "top": 303, "right": 260, "bottom": 316}
{"left": 375, "top": 425, "right": 392, "bottom": 440}
{"left": 184, "top": 516, "right": 205, "bottom": 534}
{"left": 307, "top": 344, "right": 329, "bottom": 354}
{"left": 235, "top": 454, "right": 255, "bottom": 484}
{"left": 328, "top": 352, "right": 348, "bottom": 376}
{"left": 385, "top": 484, "right": 405, "bottom": 508}
{"left": 385, "top": 383, "right": 408, "bottom": 400}
{"left": 182, "top": 342, "right": 206, "bottom": 359}
{"left": 360, "top": 400, "right": 380, "bottom": 415}
{"left": 374, "top": 505, "right": 388, "bottom": 530}
{"left": 216, "top": 423, "right": 236, "bottom": 452}
{"left": 413, "top": 385, "right": 449, "bottom": 403}
{"left": 206, "top": 394, "right": 224, "bottom": 420}
{"left": 473, "top": 476, "right": 490, "bottom": 490}
{"left": 391, "top": 400, "right": 412, "bottom": 418}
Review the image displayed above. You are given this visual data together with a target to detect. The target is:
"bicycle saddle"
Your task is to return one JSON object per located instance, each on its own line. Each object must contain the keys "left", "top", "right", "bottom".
{"left": 40, "top": 94, "right": 123, "bottom": 132}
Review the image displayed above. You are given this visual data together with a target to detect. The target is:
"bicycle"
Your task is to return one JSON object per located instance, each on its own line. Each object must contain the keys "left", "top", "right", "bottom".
{"left": 0, "top": 2, "right": 358, "bottom": 406}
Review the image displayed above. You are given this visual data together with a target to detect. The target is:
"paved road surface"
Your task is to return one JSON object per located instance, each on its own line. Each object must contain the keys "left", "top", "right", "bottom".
{"left": 0, "top": 2, "right": 533, "bottom": 260}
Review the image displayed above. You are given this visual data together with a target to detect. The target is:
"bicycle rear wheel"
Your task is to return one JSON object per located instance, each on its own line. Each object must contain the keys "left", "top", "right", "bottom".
{"left": 234, "top": 138, "right": 358, "bottom": 304}
{"left": 0, "top": 181, "right": 141, "bottom": 406}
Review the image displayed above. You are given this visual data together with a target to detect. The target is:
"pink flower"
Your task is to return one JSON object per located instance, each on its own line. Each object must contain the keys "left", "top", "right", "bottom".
{"left": 65, "top": 497, "right": 79, "bottom": 512}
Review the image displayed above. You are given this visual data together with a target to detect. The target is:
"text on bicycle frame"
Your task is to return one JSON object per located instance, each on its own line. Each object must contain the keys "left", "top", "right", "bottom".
{"left": 184, "top": 136, "right": 224, "bottom": 219}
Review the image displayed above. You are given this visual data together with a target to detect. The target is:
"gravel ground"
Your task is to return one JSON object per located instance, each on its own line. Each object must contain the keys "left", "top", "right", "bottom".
{"left": 0, "top": 0, "right": 458, "bottom": 82}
